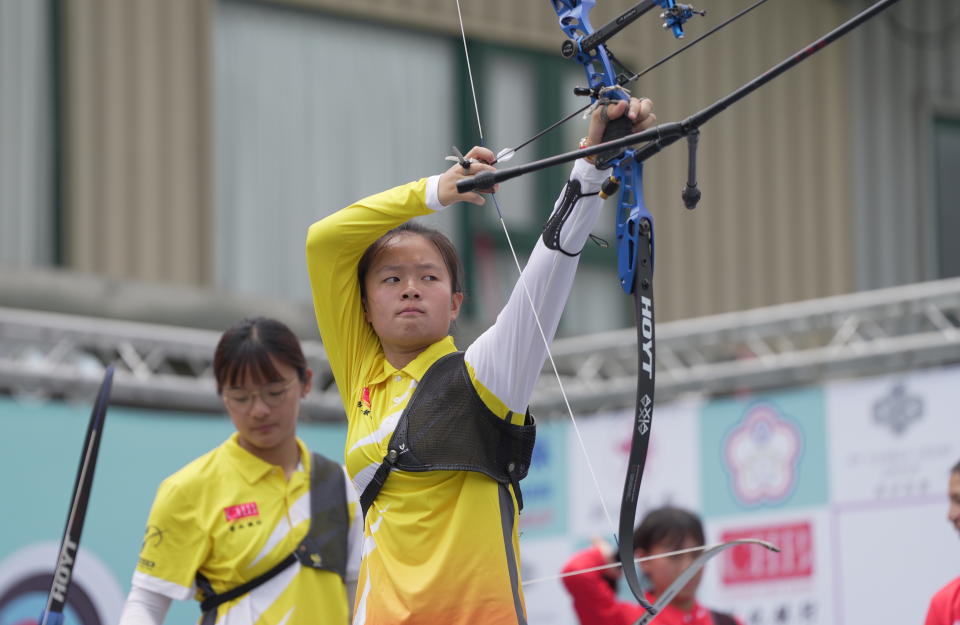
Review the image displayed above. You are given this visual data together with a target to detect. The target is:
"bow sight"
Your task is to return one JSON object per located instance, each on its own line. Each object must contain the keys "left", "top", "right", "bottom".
{"left": 559, "top": 0, "right": 705, "bottom": 65}
{"left": 558, "top": 0, "right": 704, "bottom": 96}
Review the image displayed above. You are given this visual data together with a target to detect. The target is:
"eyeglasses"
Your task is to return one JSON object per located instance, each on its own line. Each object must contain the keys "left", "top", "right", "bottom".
{"left": 222, "top": 379, "right": 297, "bottom": 412}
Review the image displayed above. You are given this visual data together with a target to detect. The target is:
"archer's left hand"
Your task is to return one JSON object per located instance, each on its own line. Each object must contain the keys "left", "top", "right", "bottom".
{"left": 584, "top": 97, "right": 656, "bottom": 153}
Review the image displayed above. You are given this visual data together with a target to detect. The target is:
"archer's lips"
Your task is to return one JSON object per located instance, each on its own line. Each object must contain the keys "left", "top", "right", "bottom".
{"left": 397, "top": 308, "right": 425, "bottom": 316}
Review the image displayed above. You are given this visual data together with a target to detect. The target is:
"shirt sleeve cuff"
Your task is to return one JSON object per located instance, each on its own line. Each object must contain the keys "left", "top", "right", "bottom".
{"left": 426, "top": 175, "right": 445, "bottom": 211}
{"left": 572, "top": 158, "right": 610, "bottom": 193}
{"left": 131, "top": 570, "right": 193, "bottom": 601}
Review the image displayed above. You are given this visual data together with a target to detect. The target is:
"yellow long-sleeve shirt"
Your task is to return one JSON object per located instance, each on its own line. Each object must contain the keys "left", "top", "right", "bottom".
{"left": 306, "top": 162, "right": 606, "bottom": 625}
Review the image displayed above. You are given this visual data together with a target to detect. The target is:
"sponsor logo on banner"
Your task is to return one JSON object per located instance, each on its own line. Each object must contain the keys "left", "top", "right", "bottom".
{"left": 723, "top": 403, "right": 802, "bottom": 506}
{"left": 521, "top": 436, "right": 558, "bottom": 528}
{"left": 518, "top": 423, "right": 568, "bottom": 536}
{"left": 720, "top": 521, "right": 813, "bottom": 584}
{"left": 871, "top": 381, "right": 923, "bottom": 436}
{"left": 745, "top": 600, "right": 818, "bottom": 625}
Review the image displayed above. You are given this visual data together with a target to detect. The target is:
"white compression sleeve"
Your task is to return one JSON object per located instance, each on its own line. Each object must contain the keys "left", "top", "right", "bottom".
{"left": 117, "top": 585, "right": 172, "bottom": 625}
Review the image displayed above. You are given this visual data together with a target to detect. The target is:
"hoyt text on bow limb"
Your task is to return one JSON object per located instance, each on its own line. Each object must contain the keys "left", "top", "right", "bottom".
{"left": 39, "top": 366, "right": 115, "bottom": 625}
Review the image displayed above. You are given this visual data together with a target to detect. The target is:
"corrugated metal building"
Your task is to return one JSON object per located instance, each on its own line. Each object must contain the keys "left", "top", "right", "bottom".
{"left": 1, "top": 0, "right": 957, "bottom": 337}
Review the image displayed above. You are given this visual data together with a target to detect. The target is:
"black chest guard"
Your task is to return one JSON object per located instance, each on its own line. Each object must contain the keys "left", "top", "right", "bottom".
{"left": 359, "top": 351, "right": 536, "bottom": 516}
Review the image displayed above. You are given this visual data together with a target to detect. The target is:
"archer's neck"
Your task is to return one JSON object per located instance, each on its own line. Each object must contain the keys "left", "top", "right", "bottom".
{"left": 239, "top": 436, "right": 301, "bottom": 480}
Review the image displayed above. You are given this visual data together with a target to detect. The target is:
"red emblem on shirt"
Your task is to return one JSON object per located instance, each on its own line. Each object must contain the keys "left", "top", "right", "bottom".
{"left": 224, "top": 502, "right": 259, "bottom": 522}
{"left": 357, "top": 387, "right": 372, "bottom": 415}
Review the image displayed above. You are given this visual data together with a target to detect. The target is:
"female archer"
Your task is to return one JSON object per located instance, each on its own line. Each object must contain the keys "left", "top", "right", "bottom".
{"left": 119, "top": 318, "right": 362, "bottom": 625}
{"left": 306, "top": 97, "right": 655, "bottom": 625}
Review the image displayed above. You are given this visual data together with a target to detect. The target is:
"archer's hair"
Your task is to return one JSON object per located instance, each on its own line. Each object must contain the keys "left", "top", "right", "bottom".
{"left": 213, "top": 317, "right": 307, "bottom": 394}
{"left": 357, "top": 222, "right": 464, "bottom": 300}
{"left": 952, "top": 458, "right": 960, "bottom": 475}
{"left": 633, "top": 506, "right": 706, "bottom": 552}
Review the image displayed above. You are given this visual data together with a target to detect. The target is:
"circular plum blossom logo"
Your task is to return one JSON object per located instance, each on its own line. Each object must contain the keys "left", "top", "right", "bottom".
{"left": 723, "top": 402, "right": 802, "bottom": 506}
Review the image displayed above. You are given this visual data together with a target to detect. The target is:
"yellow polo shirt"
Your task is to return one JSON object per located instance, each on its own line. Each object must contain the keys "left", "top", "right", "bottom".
{"left": 306, "top": 180, "right": 527, "bottom": 625}
{"left": 132, "top": 434, "right": 355, "bottom": 624}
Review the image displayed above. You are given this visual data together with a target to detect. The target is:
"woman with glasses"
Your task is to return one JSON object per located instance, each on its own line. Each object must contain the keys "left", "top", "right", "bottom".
{"left": 306, "top": 97, "right": 655, "bottom": 624}
{"left": 118, "top": 317, "right": 362, "bottom": 625}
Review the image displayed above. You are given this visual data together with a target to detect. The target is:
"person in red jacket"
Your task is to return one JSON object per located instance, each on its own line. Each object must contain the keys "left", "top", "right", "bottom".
{"left": 924, "top": 458, "right": 960, "bottom": 625}
{"left": 561, "top": 506, "right": 743, "bottom": 625}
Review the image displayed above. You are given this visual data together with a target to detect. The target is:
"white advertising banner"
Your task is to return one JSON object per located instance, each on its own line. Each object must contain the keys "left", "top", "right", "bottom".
{"left": 567, "top": 400, "right": 703, "bottom": 539}
{"left": 4, "top": 364, "right": 958, "bottom": 625}
{"left": 826, "top": 368, "right": 960, "bottom": 505}
{"left": 700, "top": 509, "right": 835, "bottom": 625}
{"left": 520, "top": 537, "right": 580, "bottom": 625}
{"left": 833, "top": 500, "right": 958, "bottom": 625}
{"left": 826, "top": 367, "right": 960, "bottom": 625}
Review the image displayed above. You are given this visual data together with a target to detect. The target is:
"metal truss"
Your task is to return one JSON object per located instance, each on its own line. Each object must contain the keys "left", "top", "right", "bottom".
{"left": 2, "top": 277, "right": 959, "bottom": 421}
{"left": 532, "top": 276, "right": 960, "bottom": 416}
{"left": 0, "top": 308, "right": 342, "bottom": 420}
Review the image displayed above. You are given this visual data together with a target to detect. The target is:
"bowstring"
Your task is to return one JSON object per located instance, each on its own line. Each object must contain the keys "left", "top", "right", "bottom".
{"left": 522, "top": 543, "right": 711, "bottom": 586}
{"left": 454, "top": 0, "right": 619, "bottom": 539}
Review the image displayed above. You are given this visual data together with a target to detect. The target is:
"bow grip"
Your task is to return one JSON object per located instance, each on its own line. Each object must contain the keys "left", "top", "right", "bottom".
{"left": 597, "top": 114, "right": 633, "bottom": 166}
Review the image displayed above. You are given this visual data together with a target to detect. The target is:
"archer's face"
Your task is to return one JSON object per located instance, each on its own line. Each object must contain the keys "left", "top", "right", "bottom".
{"left": 638, "top": 535, "right": 703, "bottom": 607}
{"left": 362, "top": 233, "right": 463, "bottom": 360}
{"left": 948, "top": 471, "right": 960, "bottom": 536}
{"left": 222, "top": 357, "right": 311, "bottom": 456}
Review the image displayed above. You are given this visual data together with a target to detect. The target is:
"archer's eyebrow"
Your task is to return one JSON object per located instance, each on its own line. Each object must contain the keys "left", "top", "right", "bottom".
{"left": 375, "top": 263, "right": 443, "bottom": 274}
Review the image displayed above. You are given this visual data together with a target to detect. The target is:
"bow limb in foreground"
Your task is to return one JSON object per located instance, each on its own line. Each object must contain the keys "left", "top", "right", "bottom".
{"left": 633, "top": 539, "right": 780, "bottom": 625}
{"left": 549, "top": 0, "right": 704, "bottom": 614}
{"left": 39, "top": 365, "right": 115, "bottom": 625}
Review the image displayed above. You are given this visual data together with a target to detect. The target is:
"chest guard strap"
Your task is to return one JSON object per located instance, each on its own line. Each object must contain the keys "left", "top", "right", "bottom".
{"left": 196, "top": 453, "right": 349, "bottom": 618}
{"left": 359, "top": 352, "right": 536, "bottom": 517}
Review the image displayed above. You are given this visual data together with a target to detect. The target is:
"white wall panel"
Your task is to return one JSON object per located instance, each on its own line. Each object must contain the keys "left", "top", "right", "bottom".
{"left": 850, "top": 0, "right": 960, "bottom": 289}
{"left": 214, "top": 2, "right": 457, "bottom": 301}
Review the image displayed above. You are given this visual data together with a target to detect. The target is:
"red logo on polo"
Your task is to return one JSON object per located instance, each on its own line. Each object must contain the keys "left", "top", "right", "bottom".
{"left": 224, "top": 502, "right": 260, "bottom": 522}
